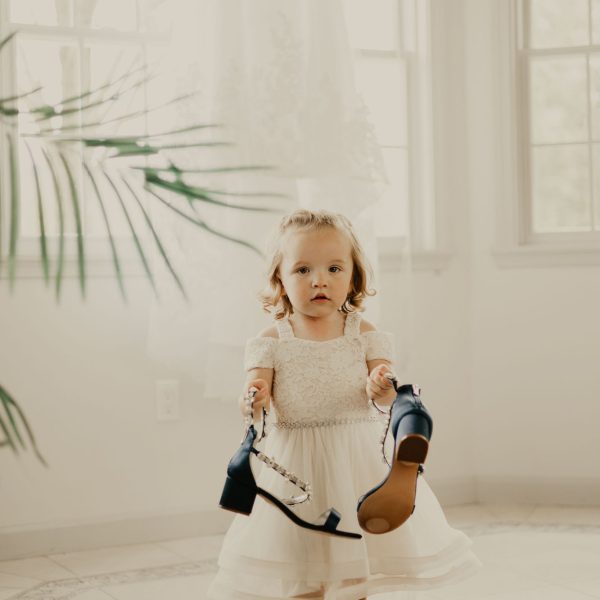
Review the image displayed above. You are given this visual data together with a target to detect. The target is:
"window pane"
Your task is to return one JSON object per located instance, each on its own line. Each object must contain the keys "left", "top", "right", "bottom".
{"left": 592, "top": 54, "right": 600, "bottom": 141}
{"left": 15, "top": 39, "right": 80, "bottom": 237}
{"left": 17, "top": 140, "right": 63, "bottom": 237}
{"left": 355, "top": 57, "right": 407, "bottom": 147}
{"left": 9, "top": 0, "right": 72, "bottom": 26}
{"left": 77, "top": 0, "right": 137, "bottom": 31}
{"left": 530, "top": 55, "right": 588, "bottom": 144}
{"left": 81, "top": 45, "right": 147, "bottom": 237}
{"left": 82, "top": 156, "right": 145, "bottom": 238}
{"left": 531, "top": 145, "right": 591, "bottom": 232}
{"left": 139, "top": 0, "right": 173, "bottom": 33}
{"left": 375, "top": 148, "right": 410, "bottom": 238}
{"left": 529, "top": 0, "right": 589, "bottom": 49}
{"left": 83, "top": 44, "right": 146, "bottom": 136}
{"left": 138, "top": 45, "right": 185, "bottom": 140}
{"left": 343, "top": 0, "right": 398, "bottom": 51}
{"left": 17, "top": 38, "right": 81, "bottom": 131}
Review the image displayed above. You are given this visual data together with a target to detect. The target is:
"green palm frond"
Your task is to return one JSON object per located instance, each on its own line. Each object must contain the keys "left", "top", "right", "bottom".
{"left": 83, "top": 162, "right": 126, "bottom": 300}
{"left": 24, "top": 141, "right": 50, "bottom": 284}
{"left": 0, "top": 30, "right": 283, "bottom": 301}
{"left": 7, "top": 132, "right": 19, "bottom": 289}
{"left": 0, "top": 385, "right": 48, "bottom": 467}
{"left": 0, "top": 29, "right": 289, "bottom": 464}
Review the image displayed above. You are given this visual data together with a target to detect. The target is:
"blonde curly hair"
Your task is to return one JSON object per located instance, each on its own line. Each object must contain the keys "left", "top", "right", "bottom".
{"left": 259, "top": 209, "right": 376, "bottom": 319}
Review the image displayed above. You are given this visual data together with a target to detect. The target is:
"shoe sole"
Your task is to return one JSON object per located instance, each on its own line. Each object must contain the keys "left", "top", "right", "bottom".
{"left": 357, "top": 433, "right": 429, "bottom": 534}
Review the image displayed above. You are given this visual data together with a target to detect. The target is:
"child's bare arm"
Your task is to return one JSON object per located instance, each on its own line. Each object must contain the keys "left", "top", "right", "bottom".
{"left": 240, "top": 326, "right": 278, "bottom": 421}
{"left": 240, "top": 367, "right": 274, "bottom": 422}
{"left": 360, "top": 318, "right": 397, "bottom": 406}
{"left": 366, "top": 359, "right": 396, "bottom": 406}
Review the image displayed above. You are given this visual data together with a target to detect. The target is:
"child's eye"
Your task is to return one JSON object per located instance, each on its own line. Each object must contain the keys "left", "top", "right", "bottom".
{"left": 297, "top": 267, "right": 309, "bottom": 274}
{"left": 330, "top": 266, "right": 342, "bottom": 273}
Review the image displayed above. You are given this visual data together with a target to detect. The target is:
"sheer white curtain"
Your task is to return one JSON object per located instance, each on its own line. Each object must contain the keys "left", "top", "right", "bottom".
{"left": 145, "top": 0, "right": 415, "bottom": 400}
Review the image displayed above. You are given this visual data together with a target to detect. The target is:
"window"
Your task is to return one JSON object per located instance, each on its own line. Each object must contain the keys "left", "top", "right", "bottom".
{"left": 344, "top": 0, "right": 438, "bottom": 257}
{"left": 0, "top": 0, "right": 441, "bottom": 278}
{"left": 0, "top": 0, "right": 173, "bottom": 274}
{"left": 518, "top": 0, "right": 600, "bottom": 243}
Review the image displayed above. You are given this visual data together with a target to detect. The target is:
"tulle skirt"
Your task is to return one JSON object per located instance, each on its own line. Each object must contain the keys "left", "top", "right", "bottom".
{"left": 207, "top": 420, "right": 482, "bottom": 599}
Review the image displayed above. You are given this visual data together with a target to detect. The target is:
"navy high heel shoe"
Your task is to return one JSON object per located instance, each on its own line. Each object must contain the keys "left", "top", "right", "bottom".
{"left": 357, "top": 380, "right": 433, "bottom": 534}
{"left": 219, "top": 390, "right": 362, "bottom": 540}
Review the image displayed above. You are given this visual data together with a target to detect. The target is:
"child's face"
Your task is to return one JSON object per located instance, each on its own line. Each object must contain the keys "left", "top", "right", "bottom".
{"left": 278, "top": 227, "right": 354, "bottom": 319}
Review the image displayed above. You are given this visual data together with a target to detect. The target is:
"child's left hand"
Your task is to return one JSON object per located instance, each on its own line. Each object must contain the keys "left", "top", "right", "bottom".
{"left": 366, "top": 363, "right": 397, "bottom": 406}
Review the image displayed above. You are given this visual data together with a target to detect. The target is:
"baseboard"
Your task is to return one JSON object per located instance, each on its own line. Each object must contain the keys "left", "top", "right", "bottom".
{"left": 0, "top": 476, "right": 475, "bottom": 561}
{"left": 425, "top": 475, "right": 478, "bottom": 506}
{"left": 432, "top": 475, "right": 600, "bottom": 507}
{"left": 475, "top": 476, "right": 600, "bottom": 505}
{"left": 0, "top": 508, "right": 234, "bottom": 561}
{"left": 2, "top": 476, "right": 599, "bottom": 561}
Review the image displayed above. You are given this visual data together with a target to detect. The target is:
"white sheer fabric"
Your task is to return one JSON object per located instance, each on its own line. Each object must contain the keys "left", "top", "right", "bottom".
{"left": 144, "top": 0, "right": 414, "bottom": 401}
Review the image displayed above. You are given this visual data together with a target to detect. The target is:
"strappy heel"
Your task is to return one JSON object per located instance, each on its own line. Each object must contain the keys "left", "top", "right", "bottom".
{"left": 357, "top": 378, "right": 433, "bottom": 534}
{"left": 219, "top": 389, "right": 362, "bottom": 540}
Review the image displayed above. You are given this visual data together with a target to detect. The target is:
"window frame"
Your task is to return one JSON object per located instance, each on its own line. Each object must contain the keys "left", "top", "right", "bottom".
{"left": 0, "top": 1, "right": 450, "bottom": 278}
{"left": 0, "top": 2, "right": 166, "bottom": 280}
{"left": 492, "top": 0, "right": 600, "bottom": 268}
{"left": 355, "top": 0, "right": 450, "bottom": 273}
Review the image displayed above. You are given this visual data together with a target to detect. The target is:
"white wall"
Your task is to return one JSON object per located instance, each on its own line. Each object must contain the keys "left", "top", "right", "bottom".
{"left": 0, "top": 277, "right": 238, "bottom": 557}
{"left": 1, "top": 0, "right": 599, "bottom": 561}
{"left": 464, "top": 0, "right": 600, "bottom": 502}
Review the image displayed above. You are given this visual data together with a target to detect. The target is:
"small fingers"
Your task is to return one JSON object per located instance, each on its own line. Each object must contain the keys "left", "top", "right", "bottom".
{"left": 370, "top": 371, "right": 393, "bottom": 389}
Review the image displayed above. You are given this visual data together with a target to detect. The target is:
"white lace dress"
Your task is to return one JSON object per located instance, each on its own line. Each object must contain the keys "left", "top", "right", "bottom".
{"left": 207, "top": 312, "right": 482, "bottom": 600}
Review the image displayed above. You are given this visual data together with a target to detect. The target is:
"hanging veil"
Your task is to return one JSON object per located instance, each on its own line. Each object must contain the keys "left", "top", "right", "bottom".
{"left": 145, "top": 0, "right": 415, "bottom": 401}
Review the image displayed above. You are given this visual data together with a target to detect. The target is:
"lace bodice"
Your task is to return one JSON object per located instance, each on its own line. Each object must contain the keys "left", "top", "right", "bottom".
{"left": 243, "top": 312, "right": 395, "bottom": 426}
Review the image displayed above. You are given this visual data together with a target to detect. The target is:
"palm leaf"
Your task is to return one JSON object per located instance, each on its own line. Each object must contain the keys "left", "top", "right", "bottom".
{"left": 0, "top": 385, "right": 48, "bottom": 467}
{"left": 40, "top": 147, "right": 66, "bottom": 300}
{"left": 121, "top": 177, "right": 187, "bottom": 299}
{"left": 131, "top": 164, "right": 275, "bottom": 175}
{"left": 0, "top": 85, "right": 42, "bottom": 107}
{"left": 58, "top": 151, "right": 86, "bottom": 298}
{"left": 0, "top": 31, "right": 16, "bottom": 54}
{"left": 24, "top": 141, "right": 50, "bottom": 283}
{"left": 144, "top": 171, "right": 284, "bottom": 211}
{"left": 37, "top": 91, "right": 200, "bottom": 134}
{"left": 103, "top": 171, "right": 158, "bottom": 297}
{"left": 143, "top": 185, "right": 267, "bottom": 258}
{"left": 31, "top": 71, "right": 155, "bottom": 122}
{"left": 0, "top": 30, "right": 290, "bottom": 465}
{"left": 83, "top": 162, "right": 126, "bottom": 300}
{"left": 7, "top": 132, "right": 19, "bottom": 288}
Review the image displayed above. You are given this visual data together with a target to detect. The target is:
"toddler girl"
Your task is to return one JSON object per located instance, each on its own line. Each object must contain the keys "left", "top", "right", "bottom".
{"left": 208, "top": 209, "right": 481, "bottom": 600}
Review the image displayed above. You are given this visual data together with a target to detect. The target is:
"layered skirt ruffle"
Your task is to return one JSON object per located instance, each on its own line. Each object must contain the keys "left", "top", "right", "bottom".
{"left": 207, "top": 421, "right": 482, "bottom": 599}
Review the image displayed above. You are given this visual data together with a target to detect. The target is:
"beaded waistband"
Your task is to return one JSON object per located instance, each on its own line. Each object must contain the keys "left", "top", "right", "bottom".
{"left": 274, "top": 415, "right": 380, "bottom": 429}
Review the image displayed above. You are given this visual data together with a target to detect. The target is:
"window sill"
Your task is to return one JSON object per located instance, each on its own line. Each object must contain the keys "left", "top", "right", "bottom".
{"left": 376, "top": 236, "right": 452, "bottom": 273}
{"left": 0, "top": 256, "right": 149, "bottom": 280}
{"left": 491, "top": 245, "right": 600, "bottom": 268}
{"left": 0, "top": 237, "right": 151, "bottom": 280}
{"left": 378, "top": 250, "right": 452, "bottom": 273}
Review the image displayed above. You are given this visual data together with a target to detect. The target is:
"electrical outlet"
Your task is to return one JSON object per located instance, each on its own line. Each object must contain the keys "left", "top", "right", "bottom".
{"left": 156, "top": 380, "right": 180, "bottom": 421}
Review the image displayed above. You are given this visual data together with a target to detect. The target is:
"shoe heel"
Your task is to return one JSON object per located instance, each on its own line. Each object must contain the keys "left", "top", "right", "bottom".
{"left": 396, "top": 414, "right": 430, "bottom": 463}
{"left": 398, "top": 413, "right": 430, "bottom": 439}
{"left": 219, "top": 476, "right": 257, "bottom": 515}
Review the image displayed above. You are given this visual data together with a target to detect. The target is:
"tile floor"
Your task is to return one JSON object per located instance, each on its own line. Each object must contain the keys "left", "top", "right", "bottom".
{"left": 1, "top": 504, "right": 600, "bottom": 599}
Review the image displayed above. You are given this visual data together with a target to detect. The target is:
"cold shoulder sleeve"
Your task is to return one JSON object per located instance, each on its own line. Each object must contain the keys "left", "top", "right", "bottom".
{"left": 243, "top": 337, "right": 277, "bottom": 371}
{"left": 361, "top": 330, "right": 396, "bottom": 363}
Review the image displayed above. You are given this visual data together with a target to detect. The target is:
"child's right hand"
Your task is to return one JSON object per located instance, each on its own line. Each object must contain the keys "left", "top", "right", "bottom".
{"left": 240, "top": 378, "right": 271, "bottom": 420}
